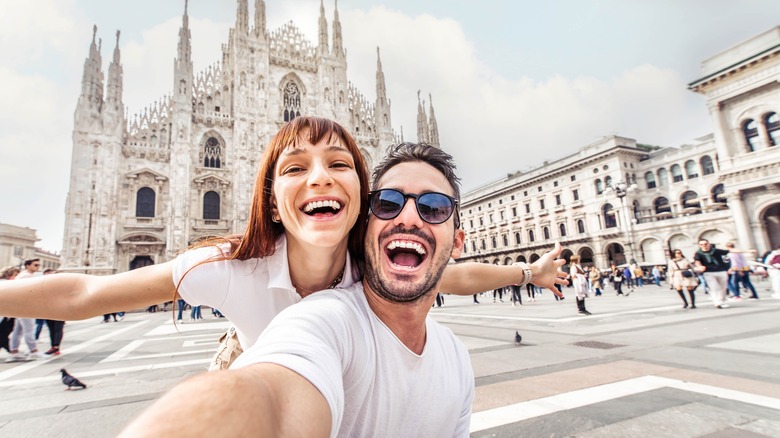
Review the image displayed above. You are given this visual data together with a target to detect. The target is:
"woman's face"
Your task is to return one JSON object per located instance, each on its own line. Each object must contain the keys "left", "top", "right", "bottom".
{"left": 674, "top": 251, "right": 682, "bottom": 258}
{"left": 271, "top": 135, "right": 362, "bottom": 250}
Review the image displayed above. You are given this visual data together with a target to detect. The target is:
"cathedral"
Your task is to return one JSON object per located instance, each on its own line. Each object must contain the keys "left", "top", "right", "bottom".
{"left": 60, "top": 0, "right": 440, "bottom": 274}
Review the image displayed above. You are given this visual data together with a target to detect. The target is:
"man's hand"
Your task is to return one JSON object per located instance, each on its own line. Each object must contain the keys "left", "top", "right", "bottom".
{"left": 530, "top": 242, "right": 568, "bottom": 297}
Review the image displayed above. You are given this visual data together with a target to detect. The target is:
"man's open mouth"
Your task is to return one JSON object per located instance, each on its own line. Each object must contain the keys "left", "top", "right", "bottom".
{"left": 385, "top": 240, "right": 427, "bottom": 268}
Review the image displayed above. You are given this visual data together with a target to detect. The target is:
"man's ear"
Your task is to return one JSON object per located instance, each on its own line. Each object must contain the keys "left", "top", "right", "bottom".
{"left": 449, "top": 229, "right": 465, "bottom": 260}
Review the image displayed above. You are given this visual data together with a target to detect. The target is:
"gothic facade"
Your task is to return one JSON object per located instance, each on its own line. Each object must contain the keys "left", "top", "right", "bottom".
{"left": 60, "top": 0, "right": 439, "bottom": 274}
{"left": 459, "top": 27, "right": 780, "bottom": 269}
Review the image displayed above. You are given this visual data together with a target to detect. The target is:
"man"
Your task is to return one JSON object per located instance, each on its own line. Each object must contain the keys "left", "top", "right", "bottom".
{"left": 6, "top": 259, "right": 44, "bottom": 362}
{"left": 120, "top": 143, "right": 566, "bottom": 437}
{"left": 651, "top": 265, "right": 662, "bottom": 287}
{"left": 725, "top": 242, "right": 759, "bottom": 299}
{"left": 693, "top": 239, "right": 732, "bottom": 308}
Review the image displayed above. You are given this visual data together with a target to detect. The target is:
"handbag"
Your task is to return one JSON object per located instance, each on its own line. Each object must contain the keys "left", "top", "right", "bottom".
{"left": 681, "top": 270, "right": 695, "bottom": 278}
{"left": 208, "top": 326, "right": 243, "bottom": 371}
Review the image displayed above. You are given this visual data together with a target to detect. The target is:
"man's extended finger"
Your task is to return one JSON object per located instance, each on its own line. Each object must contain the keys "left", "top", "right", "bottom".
{"left": 549, "top": 287, "right": 563, "bottom": 297}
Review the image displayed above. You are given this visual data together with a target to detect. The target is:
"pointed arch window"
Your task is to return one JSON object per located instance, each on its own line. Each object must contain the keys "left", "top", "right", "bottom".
{"left": 203, "top": 191, "right": 220, "bottom": 220}
{"left": 203, "top": 137, "right": 222, "bottom": 168}
{"left": 645, "top": 171, "right": 656, "bottom": 189}
{"left": 684, "top": 160, "right": 698, "bottom": 179}
{"left": 743, "top": 119, "right": 759, "bottom": 151}
{"left": 283, "top": 81, "right": 302, "bottom": 122}
{"left": 602, "top": 203, "right": 617, "bottom": 228}
{"left": 136, "top": 187, "right": 155, "bottom": 218}
{"left": 765, "top": 112, "right": 780, "bottom": 146}
{"left": 700, "top": 155, "right": 715, "bottom": 175}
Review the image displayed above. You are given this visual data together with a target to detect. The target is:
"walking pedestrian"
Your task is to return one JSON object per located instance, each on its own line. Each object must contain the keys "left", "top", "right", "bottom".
{"left": 510, "top": 284, "right": 522, "bottom": 306}
{"left": 765, "top": 246, "right": 780, "bottom": 298}
{"left": 668, "top": 249, "right": 698, "bottom": 309}
{"left": 652, "top": 266, "right": 662, "bottom": 287}
{"left": 0, "top": 266, "right": 21, "bottom": 355}
{"left": 611, "top": 263, "right": 625, "bottom": 296}
{"left": 6, "top": 259, "right": 44, "bottom": 362}
{"left": 725, "top": 242, "right": 759, "bottom": 299}
{"left": 493, "top": 287, "right": 503, "bottom": 303}
{"left": 589, "top": 266, "right": 603, "bottom": 296}
{"left": 693, "top": 239, "right": 733, "bottom": 309}
{"left": 570, "top": 256, "right": 590, "bottom": 315}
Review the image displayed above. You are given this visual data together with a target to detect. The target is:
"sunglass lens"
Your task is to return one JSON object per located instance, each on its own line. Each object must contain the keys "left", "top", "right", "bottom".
{"left": 372, "top": 190, "right": 404, "bottom": 220}
{"left": 418, "top": 193, "right": 453, "bottom": 224}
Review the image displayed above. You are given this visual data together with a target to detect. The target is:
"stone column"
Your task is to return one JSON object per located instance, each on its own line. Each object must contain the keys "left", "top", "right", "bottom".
{"left": 727, "top": 191, "right": 755, "bottom": 249}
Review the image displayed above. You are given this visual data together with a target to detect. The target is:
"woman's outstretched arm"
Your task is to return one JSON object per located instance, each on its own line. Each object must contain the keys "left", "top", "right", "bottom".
{"left": 0, "top": 261, "right": 176, "bottom": 320}
{"left": 439, "top": 242, "right": 567, "bottom": 297}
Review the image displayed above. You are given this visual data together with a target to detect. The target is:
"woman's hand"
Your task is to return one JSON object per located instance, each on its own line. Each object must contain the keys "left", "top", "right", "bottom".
{"left": 530, "top": 242, "right": 568, "bottom": 297}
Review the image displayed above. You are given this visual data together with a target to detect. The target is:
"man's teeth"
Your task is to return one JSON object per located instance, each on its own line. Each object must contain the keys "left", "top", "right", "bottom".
{"left": 386, "top": 241, "right": 426, "bottom": 255}
{"left": 303, "top": 200, "right": 342, "bottom": 212}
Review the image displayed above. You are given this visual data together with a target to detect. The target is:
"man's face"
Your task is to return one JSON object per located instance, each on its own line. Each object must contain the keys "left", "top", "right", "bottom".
{"left": 28, "top": 261, "right": 40, "bottom": 273}
{"left": 698, "top": 241, "right": 711, "bottom": 251}
{"left": 363, "top": 161, "right": 464, "bottom": 304}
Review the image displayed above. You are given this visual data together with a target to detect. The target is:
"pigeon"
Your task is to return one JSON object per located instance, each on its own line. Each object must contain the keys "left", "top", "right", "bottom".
{"left": 60, "top": 368, "right": 87, "bottom": 390}
{"left": 514, "top": 331, "right": 522, "bottom": 346}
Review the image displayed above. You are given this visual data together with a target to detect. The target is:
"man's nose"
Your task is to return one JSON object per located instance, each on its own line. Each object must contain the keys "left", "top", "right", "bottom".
{"left": 392, "top": 197, "right": 423, "bottom": 228}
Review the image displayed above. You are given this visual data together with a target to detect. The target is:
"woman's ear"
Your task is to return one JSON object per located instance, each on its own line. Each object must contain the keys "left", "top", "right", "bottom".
{"left": 270, "top": 195, "right": 281, "bottom": 223}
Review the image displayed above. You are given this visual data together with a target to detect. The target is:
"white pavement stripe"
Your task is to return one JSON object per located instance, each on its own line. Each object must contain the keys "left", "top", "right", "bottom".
{"left": 433, "top": 305, "right": 682, "bottom": 323}
{"left": 469, "top": 375, "right": 780, "bottom": 433}
{"left": 0, "top": 321, "right": 148, "bottom": 382}
{"left": 0, "top": 358, "right": 210, "bottom": 388}
{"left": 102, "top": 339, "right": 144, "bottom": 362}
{"left": 102, "top": 349, "right": 215, "bottom": 362}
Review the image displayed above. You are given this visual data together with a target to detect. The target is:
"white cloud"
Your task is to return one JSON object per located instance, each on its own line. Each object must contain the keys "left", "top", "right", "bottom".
{"left": 338, "top": 5, "right": 711, "bottom": 190}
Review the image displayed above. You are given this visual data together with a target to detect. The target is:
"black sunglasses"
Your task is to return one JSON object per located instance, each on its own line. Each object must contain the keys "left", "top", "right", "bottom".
{"left": 368, "top": 189, "right": 459, "bottom": 227}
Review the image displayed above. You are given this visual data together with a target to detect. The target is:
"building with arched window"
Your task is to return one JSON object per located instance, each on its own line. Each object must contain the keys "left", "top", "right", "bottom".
{"left": 458, "top": 26, "right": 780, "bottom": 267}
{"left": 61, "top": 2, "right": 437, "bottom": 274}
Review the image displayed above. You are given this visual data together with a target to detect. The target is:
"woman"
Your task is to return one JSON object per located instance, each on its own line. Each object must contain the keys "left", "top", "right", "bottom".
{"left": 668, "top": 249, "right": 698, "bottom": 309}
{"left": 570, "top": 256, "right": 590, "bottom": 315}
{"left": 589, "top": 266, "right": 603, "bottom": 296}
{"left": 610, "top": 263, "right": 625, "bottom": 296}
{"left": 0, "top": 117, "right": 566, "bottom": 360}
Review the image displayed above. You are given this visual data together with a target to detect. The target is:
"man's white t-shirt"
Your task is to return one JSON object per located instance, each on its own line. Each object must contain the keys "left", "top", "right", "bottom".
{"left": 171, "top": 234, "right": 356, "bottom": 349}
{"left": 232, "top": 284, "right": 474, "bottom": 438}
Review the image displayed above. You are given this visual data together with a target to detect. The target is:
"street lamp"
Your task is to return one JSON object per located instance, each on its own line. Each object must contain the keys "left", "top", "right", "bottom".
{"left": 606, "top": 181, "right": 637, "bottom": 265}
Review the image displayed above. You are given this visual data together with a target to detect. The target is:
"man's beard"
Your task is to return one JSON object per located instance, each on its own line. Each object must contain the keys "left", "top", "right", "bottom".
{"left": 363, "top": 227, "right": 452, "bottom": 304}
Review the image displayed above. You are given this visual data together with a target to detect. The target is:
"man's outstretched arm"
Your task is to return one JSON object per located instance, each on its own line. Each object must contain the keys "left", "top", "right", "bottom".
{"left": 119, "top": 364, "right": 331, "bottom": 437}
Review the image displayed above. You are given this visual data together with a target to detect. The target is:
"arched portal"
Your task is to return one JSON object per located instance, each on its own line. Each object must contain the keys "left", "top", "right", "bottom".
{"left": 605, "top": 242, "right": 626, "bottom": 266}
{"left": 130, "top": 255, "right": 154, "bottom": 271}
{"left": 761, "top": 203, "right": 780, "bottom": 250}
{"left": 578, "top": 247, "right": 594, "bottom": 266}
{"left": 529, "top": 253, "right": 540, "bottom": 263}
{"left": 559, "top": 249, "right": 574, "bottom": 263}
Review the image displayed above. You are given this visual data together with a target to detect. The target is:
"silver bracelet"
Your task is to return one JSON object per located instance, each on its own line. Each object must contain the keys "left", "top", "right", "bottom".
{"left": 514, "top": 262, "right": 533, "bottom": 286}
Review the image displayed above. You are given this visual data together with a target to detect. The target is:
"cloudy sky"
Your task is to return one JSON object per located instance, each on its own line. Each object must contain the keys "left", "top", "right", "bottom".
{"left": 2, "top": 0, "right": 780, "bottom": 252}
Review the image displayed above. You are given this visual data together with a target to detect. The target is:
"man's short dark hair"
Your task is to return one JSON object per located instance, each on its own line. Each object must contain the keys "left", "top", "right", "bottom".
{"left": 372, "top": 143, "right": 461, "bottom": 227}
{"left": 372, "top": 143, "right": 461, "bottom": 199}
{"left": 24, "top": 258, "right": 40, "bottom": 267}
